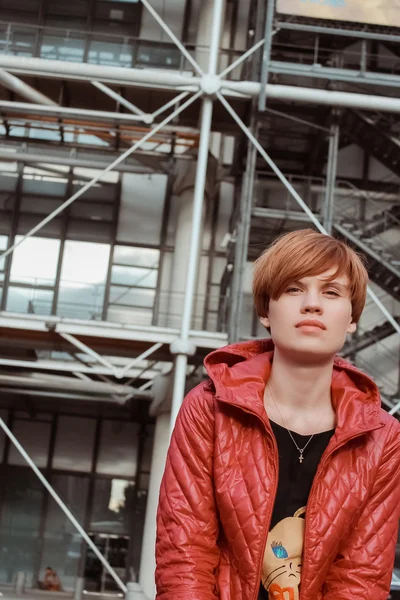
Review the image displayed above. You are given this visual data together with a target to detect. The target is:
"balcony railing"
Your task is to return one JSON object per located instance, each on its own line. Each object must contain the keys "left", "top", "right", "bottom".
{"left": 0, "top": 21, "right": 246, "bottom": 79}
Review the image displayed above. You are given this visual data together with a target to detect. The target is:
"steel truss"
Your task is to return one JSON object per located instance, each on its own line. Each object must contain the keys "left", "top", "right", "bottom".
{"left": 1, "top": 1, "right": 400, "bottom": 598}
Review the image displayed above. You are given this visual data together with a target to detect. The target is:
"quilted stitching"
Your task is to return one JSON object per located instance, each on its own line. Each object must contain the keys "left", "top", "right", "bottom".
{"left": 155, "top": 342, "right": 400, "bottom": 600}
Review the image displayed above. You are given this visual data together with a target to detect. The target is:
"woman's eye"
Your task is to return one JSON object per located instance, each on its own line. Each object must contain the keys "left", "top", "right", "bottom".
{"left": 325, "top": 290, "right": 339, "bottom": 296}
{"left": 287, "top": 287, "right": 301, "bottom": 293}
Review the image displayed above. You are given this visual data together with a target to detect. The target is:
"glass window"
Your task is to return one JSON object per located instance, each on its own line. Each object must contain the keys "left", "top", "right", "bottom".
{"left": 6, "top": 286, "right": 53, "bottom": 315}
{"left": 90, "top": 479, "right": 134, "bottom": 535}
{"left": 40, "top": 475, "right": 89, "bottom": 592}
{"left": 10, "top": 236, "right": 60, "bottom": 286}
{"left": 53, "top": 417, "right": 96, "bottom": 473}
{"left": 109, "top": 286, "right": 155, "bottom": 308}
{"left": 0, "top": 468, "right": 44, "bottom": 586}
{"left": 117, "top": 174, "right": 166, "bottom": 245}
{"left": 111, "top": 266, "right": 157, "bottom": 288}
{"left": 57, "top": 241, "right": 110, "bottom": 320}
{"left": 113, "top": 246, "right": 159, "bottom": 268}
{"left": 40, "top": 35, "right": 85, "bottom": 63}
{"left": 97, "top": 421, "right": 138, "bottom": 477}
{"left": 8, "top": 420, "right": 51, "bottom": 468}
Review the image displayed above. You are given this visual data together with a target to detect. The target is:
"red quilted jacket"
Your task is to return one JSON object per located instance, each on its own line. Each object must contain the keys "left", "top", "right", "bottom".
{"left": 156, "top": 339, "right": 400, "bottom": 600}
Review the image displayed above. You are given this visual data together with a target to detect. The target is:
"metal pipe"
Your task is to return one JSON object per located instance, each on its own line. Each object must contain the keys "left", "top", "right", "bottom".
{"left": 217, "top": 92, "right": 400, "bottom": 337}
{"left": 0, "top": 68, "right": 57, "bottom": 106}
{"left": 4, "top": 53, "right": 400, "bottom": 112}
{"left": 0, "top": 417, "right": 128, "bottom": 593}
{"left": 170, "top": 0, "right": 225, "bottom": 431}
{"left": 223, "top": 81, "right": 400, "bottom": 112}
{"left": 323, "top": 123, "right": 339, "bottom": 234}
{"left": 258, "top": 0, "right": 276, "bottom": 111}
{"left": 0, "top": 90, "right": 202, "bottom": 261}
{"left": 92, "top": 81, "right": 147, "bottom": 116}
{"left": 0, "top": 149, "right": 160, "bottom": 174}
{"left": 229, "top": 113, "right": 258, "bottom": 343}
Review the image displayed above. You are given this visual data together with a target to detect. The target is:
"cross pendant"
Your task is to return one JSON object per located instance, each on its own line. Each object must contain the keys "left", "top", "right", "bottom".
{"left": 299, "top": 453, "right": 304, "bottom": 463}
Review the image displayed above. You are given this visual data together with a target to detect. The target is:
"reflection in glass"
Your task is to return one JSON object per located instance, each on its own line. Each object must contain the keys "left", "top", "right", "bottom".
{"left": 0, "top": 468, "right": 44, "bottom": 587}
{"left": 53, "top": 417, "right": 95, "bottom": 473}
{"left": 10, "top": 236, "right": 60, "bottom": 285}
{"left": 97, "top": 421, "right": 138, "bottom": 478}
{"left": 90, "top": 479, "right": 134, "bottom": 535}
{"left": 57, "top": 241, "right": 110, "bottom": 320}
{"left": 113, "top": 246, "right": 159, "bottom": 268}
{"left": 8, "top": 420, "right": 51, "bottom": 468}
{"left": 6, "top": 287, "right": 54, "bottom": 316}
{"left": 40, "top": 475, "right": 89, "bottom": 592}
{"left": 111, "top": 266, "right": 157, "bottom": 288}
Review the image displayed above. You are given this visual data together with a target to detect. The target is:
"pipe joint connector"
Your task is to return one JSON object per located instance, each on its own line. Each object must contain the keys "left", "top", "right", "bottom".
{"left": 170, "top": 339, "right": 197, "bottom": 357}
{"left": 200, "top": 74, "right": 221, "bottom": 97}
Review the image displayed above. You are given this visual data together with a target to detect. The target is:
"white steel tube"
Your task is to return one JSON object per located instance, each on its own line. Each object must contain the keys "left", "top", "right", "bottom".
{"left": 140, "top": 0, "right": 204, "bottom": 76}
{"left": 0, "top": 100, "right": 146, "bottom": 123}
{"left": 170, "top": 0, "right": 225, "bottom": 431}
{"left": 92, "top": 81, "right": 146, "bottom": 116}
{"left": 217, "top": 92, "right": 400, "bottom": 338}
{"left": 0, "top": 90, "right": 202, "bottom": 260}
{"left": 60, "top": 332, "right": 118, "bottom": 375}
{"left": 151, "top": 91, "right": 190, "bottom": 119}
{"left": 0, "top": 417, "right": 128, "bottom": 593}
{"left": 0, "top": 68, "right": 57, "bottom": 106}
{"left": 118, "top": 342, "right": 163, "bottom": 378}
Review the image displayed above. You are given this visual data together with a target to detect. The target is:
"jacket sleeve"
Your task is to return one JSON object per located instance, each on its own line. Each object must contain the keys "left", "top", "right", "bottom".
{"left": 155, "top": 383, "right": 220, "bottom": 600}
{"left": 323, "top": 419, "right": 400, "bottom": 600}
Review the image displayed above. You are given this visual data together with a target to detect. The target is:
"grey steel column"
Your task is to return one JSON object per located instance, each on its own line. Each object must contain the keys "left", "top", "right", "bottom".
{"left": 228, "top": 114, "right": 258, "bottom": 343}
{"left": 170, "top": 0, "right": 225, "bottom": 431}
{"left": 258, "top": 0, "right": 276, "bottom": 111}
{"left": 323, "top": 123, "right": 340, "bottom": 234}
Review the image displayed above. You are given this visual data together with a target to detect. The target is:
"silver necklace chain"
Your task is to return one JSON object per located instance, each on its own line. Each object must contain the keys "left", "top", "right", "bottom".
{"left": 267, "top": 383, "right": 326, "bottom": 464}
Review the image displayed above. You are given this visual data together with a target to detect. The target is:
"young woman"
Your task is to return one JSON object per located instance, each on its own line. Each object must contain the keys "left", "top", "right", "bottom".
{"left": 155, "top": 229, "right": 400, "bottom": 600}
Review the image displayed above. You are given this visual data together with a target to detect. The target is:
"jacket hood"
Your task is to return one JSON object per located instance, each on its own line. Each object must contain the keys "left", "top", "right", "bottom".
{"left": 204, "top": 338, "right": 385, "bottom": 438}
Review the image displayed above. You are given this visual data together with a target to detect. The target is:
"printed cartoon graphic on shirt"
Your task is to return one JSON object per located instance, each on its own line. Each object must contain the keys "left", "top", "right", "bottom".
{"left": 261, "top": 507, "right": 306, "bottom": 600}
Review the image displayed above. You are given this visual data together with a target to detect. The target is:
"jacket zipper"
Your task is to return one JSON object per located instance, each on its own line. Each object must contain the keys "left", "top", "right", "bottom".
{"left": 216, "top": 397, "right": 280, "bottom": 600}
{"left": 251, "top": 428, "right": 280, "bottom": 600}
{"left": 299, "top": 424, "right": 385, "bottom": 600}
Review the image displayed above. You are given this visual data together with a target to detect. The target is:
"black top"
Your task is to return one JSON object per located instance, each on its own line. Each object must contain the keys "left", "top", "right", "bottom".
{"left": 258, "top": 420, "right": 335, "bottom": 600}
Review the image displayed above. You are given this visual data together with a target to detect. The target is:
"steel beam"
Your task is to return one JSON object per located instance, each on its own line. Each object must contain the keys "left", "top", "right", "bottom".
{"left": 4, "top": 53, "right": 400, "bottom": 112}
{"left": 170, "top": 0, "right": 225, "bottom": 432}
{"left": 323, "top": 123, "right": 339, "bottom": 235}
{"left": 0, "top": 68, "right": 57, "bottom": 106}
{"left": 0, "top": 312, "right": 228, "bottom": 348}
{"left": 92, "top": 81, "right": 147, "bottom": 117}
{"left": 258, "top": 0, "right": 276, "bottom": 111}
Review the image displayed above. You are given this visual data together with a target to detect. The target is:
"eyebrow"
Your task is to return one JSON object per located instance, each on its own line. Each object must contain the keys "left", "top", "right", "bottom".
{"left": 294, "top": 279, "right": 350, "bottom": 291}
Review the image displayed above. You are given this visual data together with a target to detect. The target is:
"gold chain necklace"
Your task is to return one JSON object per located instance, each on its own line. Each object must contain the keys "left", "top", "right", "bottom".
{"left": 267, "top": 383, "right": 327, "bottom": 464}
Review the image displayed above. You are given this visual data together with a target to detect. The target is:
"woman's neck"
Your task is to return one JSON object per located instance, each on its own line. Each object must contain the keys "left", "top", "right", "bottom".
{"left": 264, "top": 348, "right": 337, "bottom": 434}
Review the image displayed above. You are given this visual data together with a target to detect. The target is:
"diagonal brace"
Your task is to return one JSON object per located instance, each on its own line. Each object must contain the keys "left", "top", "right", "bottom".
{"left": 116, "top": 342, "right": 163, "bottom": 379}
{"left": 59, "top": 332, "right": 119, "bottom": 376}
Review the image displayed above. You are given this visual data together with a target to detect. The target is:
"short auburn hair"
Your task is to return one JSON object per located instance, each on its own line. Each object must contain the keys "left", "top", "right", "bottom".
{"left": 253, "top": 229, "right": 368, "bottom": 323}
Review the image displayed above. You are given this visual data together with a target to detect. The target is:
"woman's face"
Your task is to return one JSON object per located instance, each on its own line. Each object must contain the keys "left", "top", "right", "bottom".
{"left": 260, "top": 268, "right": 356, "bottom": 363}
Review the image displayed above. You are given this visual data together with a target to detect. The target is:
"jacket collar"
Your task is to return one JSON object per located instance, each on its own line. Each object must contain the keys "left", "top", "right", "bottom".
{"left": 204, "top": 339, "right": 385, "bottom": 440}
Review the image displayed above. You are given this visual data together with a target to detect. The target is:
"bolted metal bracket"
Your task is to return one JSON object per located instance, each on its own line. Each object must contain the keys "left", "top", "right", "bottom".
{"left": 170, "top": 339, "right": 197, "bottom": 356}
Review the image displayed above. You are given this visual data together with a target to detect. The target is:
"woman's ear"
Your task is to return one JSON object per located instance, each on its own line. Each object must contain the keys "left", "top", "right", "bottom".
{"left": 260, "top": 316, "right": 270, "bottom": 329}
{"left": 347, "top": 321, "right": 357, "bottom": 334}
